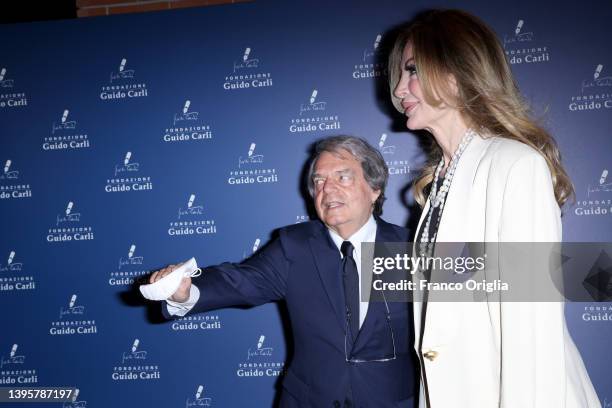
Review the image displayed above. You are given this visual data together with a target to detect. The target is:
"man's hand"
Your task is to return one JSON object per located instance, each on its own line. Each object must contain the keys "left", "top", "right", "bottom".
{"left": 148, "top": 263, "right": 191, "bottom": 302}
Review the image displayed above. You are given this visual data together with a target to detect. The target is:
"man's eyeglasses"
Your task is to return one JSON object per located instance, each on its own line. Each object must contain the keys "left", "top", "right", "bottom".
{"left": 344, "top": 290, "right": 396, "bottom": 363}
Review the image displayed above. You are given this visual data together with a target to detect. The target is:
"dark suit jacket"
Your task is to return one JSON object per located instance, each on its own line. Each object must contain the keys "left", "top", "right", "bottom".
{"left": 163, "top": 217, "right": 417, "bottom": 407}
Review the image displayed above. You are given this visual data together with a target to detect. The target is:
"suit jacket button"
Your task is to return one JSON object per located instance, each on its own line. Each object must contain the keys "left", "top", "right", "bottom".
{"left": 423, "top": 350, "right": 438, "bottom": 361}
{"left": 333, "top": 400, "right": 341, "bottom": 408}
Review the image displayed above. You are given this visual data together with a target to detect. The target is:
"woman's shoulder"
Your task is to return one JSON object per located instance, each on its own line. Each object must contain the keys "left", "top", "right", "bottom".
{"left": 475, "top": 135, "right": 549, "bottom": 179}
{"left": 484, "top": 136, "right": 546, "bottom": 166}
{"left": 484, "top": 135, "right": 542, "bottom": 162}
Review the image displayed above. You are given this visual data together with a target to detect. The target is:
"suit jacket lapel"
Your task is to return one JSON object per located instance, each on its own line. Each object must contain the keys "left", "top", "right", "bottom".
{"left": 419, "top": 135, "right": 493, "bottom": 344}
{"left": 436, "top": 135, "right": 491, "bottom": 242}
{"left": 309, "top": 222, "right": 346, "bottom": 331}
{"left": 412, "top": 199, "right": 429, "bottom": 344}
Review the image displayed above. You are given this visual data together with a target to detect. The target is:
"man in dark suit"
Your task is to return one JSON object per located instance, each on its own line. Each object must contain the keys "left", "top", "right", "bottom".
{"left": 148, "top": 136, "right": 417, "bottom": 407}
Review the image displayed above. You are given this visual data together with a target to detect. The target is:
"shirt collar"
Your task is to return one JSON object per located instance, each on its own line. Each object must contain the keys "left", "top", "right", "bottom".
{"left": 328, "top": 215, "right": 377, "bottom": 257}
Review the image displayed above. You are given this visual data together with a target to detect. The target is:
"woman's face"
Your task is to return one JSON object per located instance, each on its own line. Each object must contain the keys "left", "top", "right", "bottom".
{"left": 393, "top": 42, "right": 455, "bottom": 133}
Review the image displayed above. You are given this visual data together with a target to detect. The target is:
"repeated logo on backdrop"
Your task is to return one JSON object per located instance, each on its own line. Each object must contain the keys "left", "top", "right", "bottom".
{"left": 377, "top": 133, "right": 410, "bottom": 177}
{"left": 185, "top": 385, "right": 213, "bottom": 407}
{"left": 170, "top": 313, "right": 222, "bottom": 333}
{"left": 104, "top": 151, "right": 154, "bottom": 193}
{"left": 227, "top": 143, "right": 279, "bottom": 185}
{"left": 503, "top": 19, "right": 550, "bottom": 65}
{"left": 0, "top": 159, "right": 19, "bottom": 180}
{"left": 43, "top": 109, "right": 91, "bottom": 151}
{"left": 100, "top": 58, "right": 149, "bottom": 101}
{"left": 236, "top": 335, "right": 284, "bottom": 378}
{"left": 47, "top": 201, "right": 95, "bottom": 243}
{"left": 0, "top": 344, "right": 38, "bottom": 385}
{"left": 0, "top": 250, "right": 35, "bottom": 293}
{"left": 351, "top": 34, "right": 387, "bottom": 79}
{"left": 569, "top": 64, "right": 612, "bottom": 112}
{"left": 62, "top": 388, "right": 87, "bottom": 408}
{"left": 162, "top": 100, "right": 214, "bottom": 143}
{"left": 0, "top": 67, "right": 28, "bottom": 109}
{"left": 49, "top": 294, "right": 98, "bottom": 336}
{"left": 288, "top": 89, "right": 341, "bottom": 133}
{"left": 108, "top": 244, "right": 151, "bottom": 286}
{"left": 0, "top": 68, "right": 15, "bottom": 89}
{"left": 574, "top": 168, "right": 612, "bottom": 217}
{"left": 223, "top": 47, "right": 274, "bottom": 90}
{"left": 0, "top": 159, "right": 32, "bottom": 200}
{"left": 112, "top": 338, "right": 161, "bottom": 381}
{"left": 168, "top": 194, "right": 217, "bottom": 237}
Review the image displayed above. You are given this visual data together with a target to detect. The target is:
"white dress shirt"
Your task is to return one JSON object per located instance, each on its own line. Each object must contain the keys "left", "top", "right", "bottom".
{"left": 166, "top": 281, "right": 200, "bottom": 316}
{"left": 327, "top": 215, "right": 376, "bottom": 329}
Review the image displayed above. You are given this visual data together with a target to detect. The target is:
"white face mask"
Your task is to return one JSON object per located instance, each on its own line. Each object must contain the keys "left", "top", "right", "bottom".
{"left": 139, "top": 257, "right": 201, "bottom": 301}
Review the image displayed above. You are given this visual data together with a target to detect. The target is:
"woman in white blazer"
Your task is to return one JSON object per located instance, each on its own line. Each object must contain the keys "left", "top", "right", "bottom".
{"left": 387, "top": 9, "right": 601, "bottom": 408}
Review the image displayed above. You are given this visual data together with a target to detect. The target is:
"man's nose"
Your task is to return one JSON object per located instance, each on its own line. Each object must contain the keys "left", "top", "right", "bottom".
{"left": 322, "top": 178, "right": 338, "bottom": 193}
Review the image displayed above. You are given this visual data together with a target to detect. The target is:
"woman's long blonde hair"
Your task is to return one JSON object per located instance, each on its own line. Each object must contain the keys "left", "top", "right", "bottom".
{"left": 388, "top": 9, "right": 574, "bottom": 208}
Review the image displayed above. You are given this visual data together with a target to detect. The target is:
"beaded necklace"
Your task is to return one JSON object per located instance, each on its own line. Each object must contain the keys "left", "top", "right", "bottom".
{"left": 419, "top": 128, "right": 476, "bottom": 255}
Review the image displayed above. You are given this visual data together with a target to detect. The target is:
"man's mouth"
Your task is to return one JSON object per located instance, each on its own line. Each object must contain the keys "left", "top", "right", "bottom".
{"left": 325, "top": 201, "right": 344, "bottom": 210}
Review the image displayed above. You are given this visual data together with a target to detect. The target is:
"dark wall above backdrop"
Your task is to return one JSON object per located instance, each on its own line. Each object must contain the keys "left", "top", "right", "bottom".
{"left": 0, "top": 0, "right": 251, "bottom": 23}
{"left": 0, "top": 1, "right": 76, "bottom": 23}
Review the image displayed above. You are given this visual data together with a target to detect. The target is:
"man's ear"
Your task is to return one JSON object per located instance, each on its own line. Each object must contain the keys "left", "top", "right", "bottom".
{"left": 371, "top": 189, "right": 381, "bottom": 204}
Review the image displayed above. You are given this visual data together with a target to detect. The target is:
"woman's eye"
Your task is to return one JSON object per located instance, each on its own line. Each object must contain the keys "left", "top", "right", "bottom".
{"left": 405, "top": 64, "right": 417, "bottom": 76}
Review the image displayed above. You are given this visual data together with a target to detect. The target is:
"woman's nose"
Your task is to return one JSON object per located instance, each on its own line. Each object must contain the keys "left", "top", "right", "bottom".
{"left": 393, "top": 78, "right": 408, "bottom": 100}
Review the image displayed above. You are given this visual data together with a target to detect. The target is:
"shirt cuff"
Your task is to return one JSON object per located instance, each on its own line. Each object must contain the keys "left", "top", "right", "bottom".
{"left": 165, "top": 285, "right": 200, "bottom": 317}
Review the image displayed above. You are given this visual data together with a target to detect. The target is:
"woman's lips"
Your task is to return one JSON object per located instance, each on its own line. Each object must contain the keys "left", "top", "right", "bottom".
{"left": 402, "top": 101, "right": 418, "bottom": 115}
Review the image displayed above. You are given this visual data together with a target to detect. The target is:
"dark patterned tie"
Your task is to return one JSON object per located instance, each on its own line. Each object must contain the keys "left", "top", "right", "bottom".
{"left": 341, "top": 241, "right": 359, "bottom": 341}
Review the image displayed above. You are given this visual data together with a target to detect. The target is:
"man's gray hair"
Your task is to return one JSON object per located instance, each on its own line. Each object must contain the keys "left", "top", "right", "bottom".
{"left": 307, "top": 135, "right": 388, "bottom": 216}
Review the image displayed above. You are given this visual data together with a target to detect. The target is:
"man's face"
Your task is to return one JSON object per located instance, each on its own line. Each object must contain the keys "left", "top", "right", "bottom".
{"left": 312, "top": 150, "right": 380, "bottom": 239}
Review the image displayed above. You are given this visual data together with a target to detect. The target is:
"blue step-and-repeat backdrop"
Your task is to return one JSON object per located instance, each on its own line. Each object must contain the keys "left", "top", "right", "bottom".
{"left": 1, "top": 0, "right": 611, "bottom": 406}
